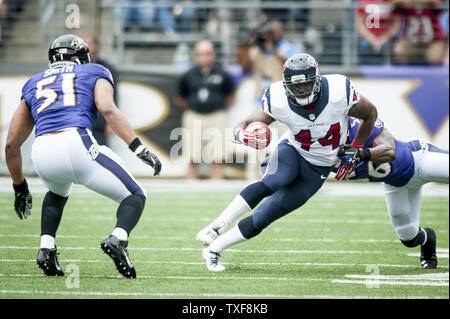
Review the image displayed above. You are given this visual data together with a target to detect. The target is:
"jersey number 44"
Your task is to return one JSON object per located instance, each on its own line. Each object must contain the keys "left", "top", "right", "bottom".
{"left": 294, "top": 123, "right": 341, "bottom": 151}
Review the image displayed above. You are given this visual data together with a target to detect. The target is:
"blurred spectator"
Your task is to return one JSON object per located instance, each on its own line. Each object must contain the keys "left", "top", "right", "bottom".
{"left": 392, "top": 0, "right": 448, "bottom": 65}
{"left": 261, "top": 0, "right": 311, "bottom": 32}
{"left": 82, "top": 35, "right": 119, "bottom": 146}
{"left": 247, "top": 20, "right": 302, "bottom": 100}
{"left": 1, "top": 0, "right": 27, "bottom": 44}
{"left": 120, "top": 0, "right": 195, "bottom": 34}
{"left": 175, "top": 40, "right": 235, "bottom": 180}
{"left": 261, "top": 0, "right": 290, "bottom": 23}
{"left": 440, "top": 8, "right": 449, "bottom": 64}
{"left": 172, "top": 0, "right": 195, "bottom": 33}
{"left": 0, "top": 0, "right": 6, "bottom": 42}
{"left": 356, "top": 0, "right": 401, "bottom": 64}
{"left": 120, "top": 0, "right": 154, "bottom": 32}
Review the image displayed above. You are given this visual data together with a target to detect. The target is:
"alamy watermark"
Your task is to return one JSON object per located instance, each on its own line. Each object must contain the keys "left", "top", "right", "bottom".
{"left": 168, "top": 123, "right": 282, "bottom": 170}
{"left": 65, "top": 4, "right": 80, "bottom": 29}
{"left": 365, "top": 264, "right": 380, "bottom": 289}
{"left": 365, "top": 4, "right": 381, "bottom": 29}
{"left": 65, "top": 264, "right": 80, "bottom": 289}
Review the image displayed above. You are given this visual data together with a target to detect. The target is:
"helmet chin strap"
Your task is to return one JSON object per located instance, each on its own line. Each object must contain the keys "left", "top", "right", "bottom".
{"left": 295, "top": 92, "right": 317, "bottom": 106}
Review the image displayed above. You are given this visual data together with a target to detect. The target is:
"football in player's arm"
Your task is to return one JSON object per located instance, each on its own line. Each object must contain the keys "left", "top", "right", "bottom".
{"left": 334, "top": 116, "right": 449, "bottom": 269}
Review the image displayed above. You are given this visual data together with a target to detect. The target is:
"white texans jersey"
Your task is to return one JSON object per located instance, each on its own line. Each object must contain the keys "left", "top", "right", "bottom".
{"left": 262, "top": 74, "right": 360, "bottom": 166}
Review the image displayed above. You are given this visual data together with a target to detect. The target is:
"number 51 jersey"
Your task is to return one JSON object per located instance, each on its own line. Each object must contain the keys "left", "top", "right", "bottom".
{"left": 21, "top": 62, "right": 114, "bottom": 137}
{"left": 262, "top": 74, "right": 360, "bottom": 167}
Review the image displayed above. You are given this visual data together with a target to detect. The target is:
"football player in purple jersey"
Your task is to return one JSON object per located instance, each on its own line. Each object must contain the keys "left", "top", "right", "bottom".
{"left": 5, "top": 34, "right": 161, "bottom": 278}
{"left": 335, "top": 117, "right": 448, "bottom": 269}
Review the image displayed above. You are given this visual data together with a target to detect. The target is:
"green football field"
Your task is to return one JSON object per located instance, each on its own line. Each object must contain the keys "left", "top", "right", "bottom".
{"left": 0, "top": 181, "right": 448, "bottom": 300}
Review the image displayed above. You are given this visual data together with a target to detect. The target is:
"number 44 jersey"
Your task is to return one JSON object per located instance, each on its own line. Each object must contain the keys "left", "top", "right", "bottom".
{"left": 262, "top": 74, "right": 360, "bottom": 167}
{"left": 21, "top": 62, "right": 114, "bottom": 136}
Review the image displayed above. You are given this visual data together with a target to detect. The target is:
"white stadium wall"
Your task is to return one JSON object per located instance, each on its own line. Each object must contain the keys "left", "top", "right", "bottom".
{"left": 0, "top": 74, "right": 448, "bottom": 177}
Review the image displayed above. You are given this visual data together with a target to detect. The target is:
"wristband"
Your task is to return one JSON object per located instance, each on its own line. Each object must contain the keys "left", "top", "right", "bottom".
{"left": 351, "top": 140, "right": 364, "bottom": 149}
{"left": 358, "top": 148, "right": 371, "bottom": 161}
{"left": 13, "top": 178, "right": 28, "bottom": 193}
{"left": 129, "top": 137, "right": 143, "bottom": 152}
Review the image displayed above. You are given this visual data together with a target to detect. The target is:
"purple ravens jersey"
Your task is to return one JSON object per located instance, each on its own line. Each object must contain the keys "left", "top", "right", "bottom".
{"left": 21, "top": 62, "right": 114, "bottom": 136}
{"left": 344, "top": 117, "right": 415, "bottom": 187}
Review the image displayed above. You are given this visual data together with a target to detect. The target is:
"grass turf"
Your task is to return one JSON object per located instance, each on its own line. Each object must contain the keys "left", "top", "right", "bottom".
{"left": 0, "top": 190, "right": 448, "bottom": 299}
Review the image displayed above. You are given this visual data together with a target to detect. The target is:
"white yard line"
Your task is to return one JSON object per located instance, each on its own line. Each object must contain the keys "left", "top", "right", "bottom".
{"left": 332, "top": 279, "right": 448, "bottom": 287}
{"left": 0, "top": 289, "right": 442, "bottom": 299}
{"left": 2, "top": 259, "right": 446, "bottom": 268}
{"left": 0, "top": 273, "right": 326, "bottom": 282}
{"left": 0, "top": 246, "right": 384, "bottom": 254}
{"left": 1, "top": 177, "right": 448, "bottom": 196}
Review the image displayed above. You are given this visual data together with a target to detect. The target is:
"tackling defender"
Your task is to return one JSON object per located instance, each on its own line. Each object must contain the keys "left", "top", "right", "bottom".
{"left": 196, "top": 53, "right": 378, "bottom": 271}
{"left": 5, "top": 34, "right": 161, "bottom": 278}
{"left": 335, "top": 117, "right": 449, "bottom": 269}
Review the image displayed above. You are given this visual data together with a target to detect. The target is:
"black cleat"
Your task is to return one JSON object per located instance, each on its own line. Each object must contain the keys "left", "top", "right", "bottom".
{"left": 420, "top": 228, "right": 438, "bottom": 269}
{"left": 101, "top": 235, "right": 136, "bottom": 278}
{"left": 36, "top": 247, "right": 65, "bottom": 276}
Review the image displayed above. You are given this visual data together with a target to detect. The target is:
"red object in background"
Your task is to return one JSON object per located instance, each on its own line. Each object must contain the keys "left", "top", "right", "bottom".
{"left": 356, "top": 0, "right": 397, "bottom": 37}
{"left": 394, "top": 2, "right": 447, "bottom": 44}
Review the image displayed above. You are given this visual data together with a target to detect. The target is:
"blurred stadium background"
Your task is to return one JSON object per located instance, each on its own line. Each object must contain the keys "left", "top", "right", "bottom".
{"left": 0, "top": 0, "right": 448, "bottom": 301}
{"left": 0, "top": 0, "right": 448, "bottom": 179}
{"left": 0, "top": 0, "right": 449, "bottom": 178}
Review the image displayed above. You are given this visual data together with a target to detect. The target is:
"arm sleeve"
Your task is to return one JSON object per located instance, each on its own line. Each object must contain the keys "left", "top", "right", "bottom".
{"left": 261, "top": 87, "right": 272, "bottom": 115}
{"left": 20, "top": 78, "right": 33, "bottom": 107}
{"left": 345, "top": 77, "right": 361, "bottom": 107}
{"left": 91, "top": 63, "right": 115, "bottom": 88}
{"left": 348, "top": 117, "right": 384, "bottom": 147}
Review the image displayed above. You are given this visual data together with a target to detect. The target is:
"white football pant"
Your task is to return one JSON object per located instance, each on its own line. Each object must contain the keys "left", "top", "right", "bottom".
{"left": 383, "top": 143, "right": 448, "bottom": 241}
{"left": 31, "top": 128, "right": 146, "bottom": 202}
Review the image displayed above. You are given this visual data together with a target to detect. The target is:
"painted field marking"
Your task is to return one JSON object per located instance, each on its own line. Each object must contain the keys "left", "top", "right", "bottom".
{"left": 332, "top": 279, "right": 448, "bottom": 287}
{"left": 2, "top": 259, "right": 446, "bottom": 268}
{"left": 345, "top": 272, "right": 449, "bottom": 280}
{"left": 0, "top": 289, "right": 442, "bottom": 299}
{"left": 333, "top": 272, "right": 448, "bottom": 287}
{"left": 408, "top": 248, "right": 449, "bottom": 259}
{"left": 0, "top": 246, "right": 385, "bottom": 254}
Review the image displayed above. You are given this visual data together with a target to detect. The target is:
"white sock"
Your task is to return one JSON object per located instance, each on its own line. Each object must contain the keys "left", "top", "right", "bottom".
{"left": 213, "top": 195, "right": 251, "bottom": 234}
{"left": 40, "top": 235, "right": 55, "bottom": 249}
{"left": 112, "top": 227, "right": 128, "bottom": 241}
{"left": 208, "top": 224, "right": 247, "bottom": 254}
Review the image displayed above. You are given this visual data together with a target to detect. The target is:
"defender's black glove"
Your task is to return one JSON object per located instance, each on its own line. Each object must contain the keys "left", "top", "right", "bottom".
{"left": 337, "top": 144, "right": 371, "bottom": 164}
{"left": 13, "top": 179, "right": 32, "bottom": 220}
{"left": 129, "top": 138, "right": 162, "bottom": 176}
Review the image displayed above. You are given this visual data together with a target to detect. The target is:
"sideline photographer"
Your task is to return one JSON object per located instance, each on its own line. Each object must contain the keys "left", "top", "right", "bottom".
{"left": 246, "top": 20, "right": 302, "bottom": 99}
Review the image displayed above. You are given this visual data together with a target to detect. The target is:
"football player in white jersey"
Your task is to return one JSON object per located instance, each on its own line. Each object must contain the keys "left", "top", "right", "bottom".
{"left": 196, "top": 53, "right": 379, "bottom": 271}
{"left": 5, "top": 34, "right": 161, "bottom": 278}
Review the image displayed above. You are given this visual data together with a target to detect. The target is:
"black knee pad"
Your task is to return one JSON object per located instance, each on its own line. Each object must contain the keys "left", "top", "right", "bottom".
{"left": 238, "top": 216, "right": 262, "bottom": 239}
{"left": 401, "top": 228, "right": 425, "bottom": 248}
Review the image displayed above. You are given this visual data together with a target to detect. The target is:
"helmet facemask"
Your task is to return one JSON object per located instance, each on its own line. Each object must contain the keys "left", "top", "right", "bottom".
{"left": 282, "top": 53, "right": 321, "bottom": 107}
{"left": 284, "top": 73, "right": 321, "bottom": 106}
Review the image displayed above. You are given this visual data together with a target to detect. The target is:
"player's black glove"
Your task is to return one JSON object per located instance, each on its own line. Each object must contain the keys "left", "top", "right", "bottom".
{"left": 337, "top": 144, "right": 371, "bottom": 164}
{"left": 12, "top": 178, "right": 32, "bottom": 220}
{"left": 129, "top": 138, "right": 162, "bottom": 176}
